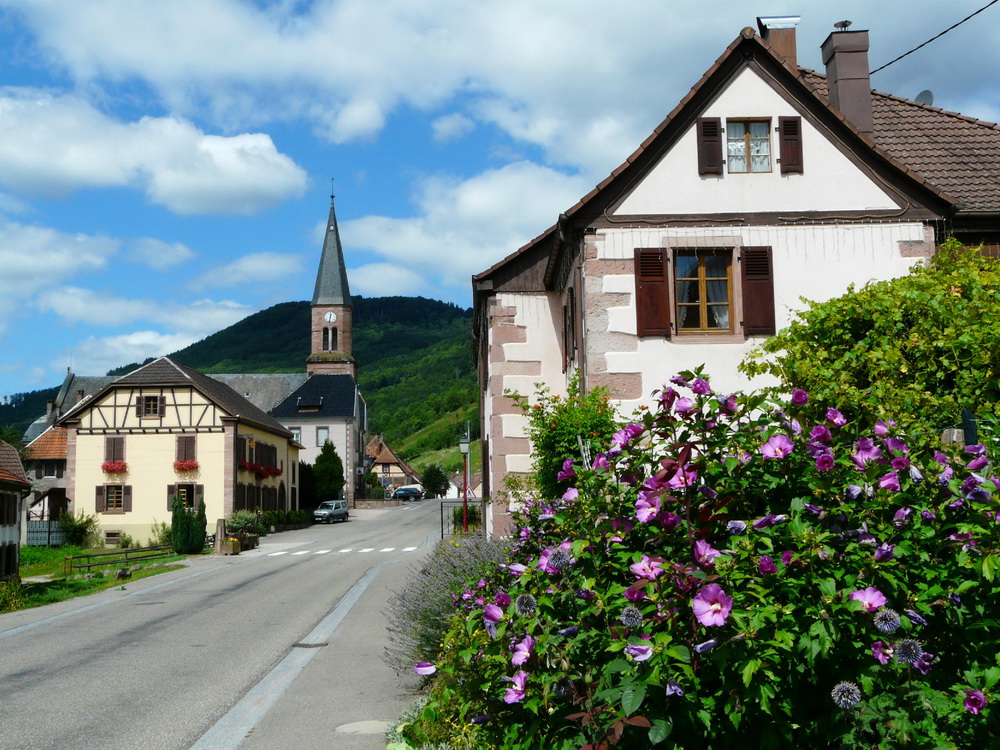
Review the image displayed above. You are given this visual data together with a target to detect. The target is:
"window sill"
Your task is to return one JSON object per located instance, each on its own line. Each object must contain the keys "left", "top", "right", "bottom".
{"left": 101, "top": 510, "right": 127, "bottom": 515}
{"left": 669, "top": 332, "right": 748, "bottom": 345}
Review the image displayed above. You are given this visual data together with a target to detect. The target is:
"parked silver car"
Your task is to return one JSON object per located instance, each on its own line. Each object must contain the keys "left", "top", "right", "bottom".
{"left": 313, "top": 500, "right": 349, "bottom": 523}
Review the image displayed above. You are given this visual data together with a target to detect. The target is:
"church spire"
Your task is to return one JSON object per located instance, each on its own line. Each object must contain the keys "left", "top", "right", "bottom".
{"left": 312, "top": 194, "right": 351, "bottom": 305}
{"left": 307, "top": 193, "right": 356, "bottom": 378}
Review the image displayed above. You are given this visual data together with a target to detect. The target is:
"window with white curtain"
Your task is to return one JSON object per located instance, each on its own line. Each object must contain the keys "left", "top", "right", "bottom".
{"left": 726, "top": 120, "right": 771, "bottom": 173}
{"left": 674, "top": 250, "right": 733, "bottom": 332}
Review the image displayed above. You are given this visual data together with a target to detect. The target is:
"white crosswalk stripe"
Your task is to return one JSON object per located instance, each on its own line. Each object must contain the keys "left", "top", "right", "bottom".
{"left": 262, "top": 545, "right": 419, "bottom": 560}
{"left": 379, "top": 547, "right": 395, "bottom": 552}
{"left": 359, "top": 548, "right": 374, "bottom": 553}
{"left": 402, "top": 546, "right": 417, "bottom": 551}
{"left": 268, "top": 551, "right": 289, "bottom": 556}
{"left": 292, "top": 551, "right": 310, "bottom": 556}
{"left": 315, "top": 550, "right": 331, "bottom": 554}
{"left": 339, "top": 548, "right": 352, "bottom": 553}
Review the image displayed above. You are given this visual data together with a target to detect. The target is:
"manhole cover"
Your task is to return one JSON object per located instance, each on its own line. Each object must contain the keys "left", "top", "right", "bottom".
{"left": 336, "top": 720, "right": 390, "bottom": 735}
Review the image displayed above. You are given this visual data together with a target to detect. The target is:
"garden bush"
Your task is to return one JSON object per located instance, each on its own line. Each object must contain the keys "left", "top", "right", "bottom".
{"left": 171, "top": 498, "right": 207, "bottom": 554}
{"left": 59, "top": 510, "right": 99, "bottom": 547}
{"left": 452, "top": 504, "right": 481, "bottom": 530}
{"left": 413, "top": 369, "right": 1000, "bottom": 748}
{"left": 226, "top": 510, "right": 261, "bottom": 535}
{"left": 288, "top": 509, "right": 309, "bottom": 525}
{"left": 384, "top": 536, "right": 508, "bottom": 678}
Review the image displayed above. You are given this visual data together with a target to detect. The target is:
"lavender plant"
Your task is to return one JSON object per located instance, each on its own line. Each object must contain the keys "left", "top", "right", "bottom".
{"left": 412, "top": 369, "right": 1000, "bottom": 749}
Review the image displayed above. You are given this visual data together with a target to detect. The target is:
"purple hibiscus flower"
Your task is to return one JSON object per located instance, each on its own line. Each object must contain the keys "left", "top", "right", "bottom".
{"left": 964, "top": 689, "right": 988, "bottom": 715}
{"left": 893, "top": 507, "right": 913, "bottom": 527}
{"left": 826, "top": 408, "right": 848, "bottom": 426}
{"left": 503, "top": 670, "right": 529, "bottom": 704}
{"left": 758, "top": 556, "right": 778, "bottom": 575}
{"left": 556, "top": 457, "right": 575, "bottom": 482}
{"left": 694, "top": 540, "right": 722, "bottom": 567}
{"left": 562, "top": 487, "right": 579, "bottom": 501}
{"left": 913, "top": 652, "right": 934, "bottom": 675}
{"left": 625, "top": 642, "right": 653, "bottom": 661}
{"left": 630, "top": 555, "right": 664, "bottom": 581}
{"left": 692, "top": 584, "right": 733, "bottom": 627}
{"left": 810, "top": 425, "right": 832, "bottom": 444}
{"left": 878, "top": 472, "right": 901, "bottom": 493}
{"left": 815, "top": 451, "right": 835, "bottom": 472}
{"left": 850, "top": 587, "right": 887, "bottom": 613}
{"left": 693, "top": 638, "right": 718, "bottom": 654}
{"left": 791, "top": 388, "right": 809, "bottom": 405}
{"left": 414, "top": 662, "right": 437, "bottom": 676}
{"left": 761, "top": 433, "right": 794, "bottom": 459}
{"left": 691, "top": 378, "right": 712, "bottom": 395}
{"left": 511, "top": 635, "right": 535, "bottom": 666}
{"left": 665, "top": 679, "right": 684, "bottom": 697}
{"left": 872, "top": 641, "right": 893, "bottom": 665}
{"left": 634, "top": 492, "right": 661, "bottom": 524}
{"left": 674, "top": 397, "right": 697, "bottom": 416}
{"left": 727, "top": 519, "right": 747, "bottom": 535}
{"left": 874, "top": 542, "right": 895, "bottom": 562}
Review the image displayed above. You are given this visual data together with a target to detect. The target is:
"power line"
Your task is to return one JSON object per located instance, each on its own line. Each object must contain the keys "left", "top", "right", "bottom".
{"left": 870, "top": 0, "right": 1000, "bottom": 76}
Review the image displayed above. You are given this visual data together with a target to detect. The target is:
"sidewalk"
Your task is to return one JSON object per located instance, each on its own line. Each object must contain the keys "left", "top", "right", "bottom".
{"left": 204, "top": 538, "right": 432, "bottom": 750}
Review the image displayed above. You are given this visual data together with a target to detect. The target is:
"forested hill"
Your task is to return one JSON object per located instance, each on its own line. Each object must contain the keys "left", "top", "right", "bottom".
{"left": 2, "top": 296, "right": 477, "bottom": 456}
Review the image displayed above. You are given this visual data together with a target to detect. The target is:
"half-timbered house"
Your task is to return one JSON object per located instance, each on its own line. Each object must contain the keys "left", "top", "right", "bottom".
{"left": 58, "top": 357, "right": 300, "bottom": 545}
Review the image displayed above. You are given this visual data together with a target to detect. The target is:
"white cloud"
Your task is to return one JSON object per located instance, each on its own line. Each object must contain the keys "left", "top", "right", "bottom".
{"left": 344, "top": 161, "right": 589, "bottom": 297}
{"left": 432, "top": 113, "right": 475, "bottom": 143}
{"left": 0, "top": 219, "right": 118, "bottom": 336}
{"left": 56, "top": 331, "right": 198, "bottom": 378}
{"left": 35, "top": 287, "right": 154, "bottom": 327}
{"left": 189, "top": 252, "right": 304, "bottom": 289}
{"left": 0, "top": 88, "right": 307, "bottom": 214}
{"left": 163, "top": 299, "right": 254, "bottom": 335}
{"left": 128, "top": 238, "right": 196, "bottom": 270}
{"left": 348, "top": 263, "right": 428, "bottom": 298}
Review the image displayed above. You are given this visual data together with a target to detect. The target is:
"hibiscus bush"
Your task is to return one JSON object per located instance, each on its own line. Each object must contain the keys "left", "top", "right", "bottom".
{"left": 407, "top": 370, "right": 1000, "bottom": 749}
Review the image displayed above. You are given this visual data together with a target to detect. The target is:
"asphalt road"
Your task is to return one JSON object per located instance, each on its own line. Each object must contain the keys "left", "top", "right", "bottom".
{"left": 0, "top": 499, "right": 443, "bottom": 750}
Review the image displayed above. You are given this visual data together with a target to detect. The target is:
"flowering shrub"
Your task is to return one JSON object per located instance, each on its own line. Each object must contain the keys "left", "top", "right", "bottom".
{"left": 101, "top": 460, "right": 128, "bottom": 474}
{"left": 173, "top": 460, "right": 200, "bottom": 472}
{"left": 412, "top": 370, "right": 1000, "bottom": 748}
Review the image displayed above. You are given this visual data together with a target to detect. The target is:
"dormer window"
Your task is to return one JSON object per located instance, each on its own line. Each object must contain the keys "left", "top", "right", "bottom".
{"left": 726, "top": 120, "right": 771, "bottom": 173}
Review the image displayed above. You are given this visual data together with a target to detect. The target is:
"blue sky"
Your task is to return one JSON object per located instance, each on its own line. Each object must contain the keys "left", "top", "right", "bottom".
{"left": 1, "top": 0, "right": 998, "bottom": 398}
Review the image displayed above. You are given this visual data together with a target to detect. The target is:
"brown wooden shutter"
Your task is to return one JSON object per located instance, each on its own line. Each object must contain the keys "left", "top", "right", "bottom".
{"left": 167, "top": 484, "right": 176, "bottom": 511}
{"left": 158, "top": 395, "right": 166, "bottom": 417}
{"left": 741, "top": 247, "right": 777, "bottom": 336}
{"left": 778, "top": 117, "right": 803, "bottom": 174}
{"left": 236, "top": 436, "right": 246, "bottom": 462}
{"left": 56, "top": 463, "right": 64, "bottom": 479}
{"left": 123, "top": 486, "right": 132, "bottom": 512}
{"left": 696, "top": 117, "right": 723, "bottom": 175}
{"left": 634, "top": 248, "right": 672, "bottom": 337}
{"left": 105, "top": 436, "right": 124, "bottom": 462}
{"left": 195, "top": 484, "right": 204, "bottom": 506}
{"left": 135, "top": 397, "right": 142, "bottom": 418}
{"left": 176, "top": 435, "right": 196, "bottom": 462}
{"left": 96, "top": 486, "right": 106, "bottom": 512}
{"left": 35, "top": 463, "right": 43, "bottom": 479}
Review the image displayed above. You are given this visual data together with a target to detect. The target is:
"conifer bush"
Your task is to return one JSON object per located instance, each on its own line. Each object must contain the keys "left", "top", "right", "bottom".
{"left": 411, "top": 369, "right": 1000, "bottom": 749}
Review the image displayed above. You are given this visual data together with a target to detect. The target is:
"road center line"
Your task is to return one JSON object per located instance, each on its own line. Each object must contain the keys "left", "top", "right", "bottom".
{"left": 189, "top": 534, "right": 435, "bottom": 750}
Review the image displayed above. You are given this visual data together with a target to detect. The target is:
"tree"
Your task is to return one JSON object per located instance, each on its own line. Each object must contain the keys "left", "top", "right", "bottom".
{"left": 299, "top": 461, "right": 317, "bottom": 509}
{"left": 742, "top": 239, "right": 1000, "bottom": 440}
{"left": 170, "top": 496, "right": 191, "bottom": 554}
{"left": 313, "top": 441, "right": 345, "bottom": 501}
{"left": 420, "top": 463, "right": 449, "bottom": 498}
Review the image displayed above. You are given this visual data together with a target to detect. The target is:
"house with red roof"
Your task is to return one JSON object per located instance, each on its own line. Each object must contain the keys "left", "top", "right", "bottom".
{"left": 0, "top": 439, "right": 29, "bottom": 580}
{"left": 473, "top": 18, "right": 1000, "bottom": 534}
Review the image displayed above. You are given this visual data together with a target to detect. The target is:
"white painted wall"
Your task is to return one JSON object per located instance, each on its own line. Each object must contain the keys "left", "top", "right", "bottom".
{"left": 616, "top": 69, "right": 898, "bottom": 215}
{"left": 590, "top": 222, "right": 929, "bottom": 414}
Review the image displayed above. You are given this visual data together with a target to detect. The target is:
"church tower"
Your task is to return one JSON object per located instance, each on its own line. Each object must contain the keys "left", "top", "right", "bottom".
{"left": 307, "top": 196, "right": 356, "bottom": 378}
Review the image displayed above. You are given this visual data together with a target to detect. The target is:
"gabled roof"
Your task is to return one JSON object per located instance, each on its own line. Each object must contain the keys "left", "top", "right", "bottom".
{"left": 312, "top": 196, "right": 351, "bottom": 306}
{"left": 211, "top": 373, "right": 309, "bottom": 413}
{"left": 269, "top": 374, "right": 360, "bottom": 420}
{"left": 61, "top": 357, "right": 292, "bottom": 438}
{"left": 26, "top": 426, "right": 67, "bottom": 461}
{"left": 475, "top": 25, "right": 998, "bottom": 292}
{"left": 0, "top": 440, "right": 29, "bottom": 487}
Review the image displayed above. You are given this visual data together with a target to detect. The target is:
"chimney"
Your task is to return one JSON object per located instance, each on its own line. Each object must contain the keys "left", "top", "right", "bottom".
{"left": 757, "top": 16, "right": 800, "bottom": 68}
{"left": 821, "top": 26, "right": 874, "bottom": 139}
{"left": 76, "top": 389, "right": 85, "bottom": 403}
{"left": 46, "top": 399, "right": 55, "bottom": 417}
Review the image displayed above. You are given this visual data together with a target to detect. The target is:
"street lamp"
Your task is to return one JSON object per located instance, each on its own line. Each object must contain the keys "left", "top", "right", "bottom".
{"left": 458, "top": 434, "right": 470, "bottom": 532}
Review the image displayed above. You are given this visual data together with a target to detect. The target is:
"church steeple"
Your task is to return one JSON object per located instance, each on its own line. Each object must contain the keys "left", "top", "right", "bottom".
{"left": 307, "top": 195, "right": 356, "bottom": 378}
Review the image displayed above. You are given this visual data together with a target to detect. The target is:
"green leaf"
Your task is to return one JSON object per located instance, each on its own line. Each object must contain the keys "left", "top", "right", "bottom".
{"left": 665, "top": 645, "right": 691, "bottom": 663}
{"left": 607, "top": 658, "right": 630, "bottom": 673}
{"left": 741, "top": 658, "right": 762, "bottom": 687}
{"left": 648, "top": 718, "right": 673, "bottom": 745}
{"left": 621, "top": 683, "right": 647, "bottom": 715}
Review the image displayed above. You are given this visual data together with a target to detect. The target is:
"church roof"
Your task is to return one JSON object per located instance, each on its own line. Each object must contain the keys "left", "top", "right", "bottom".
{"left": 269, "top": 374, "right": 361, "bottom": 419}
{"left": 312, "top": 196, "right": 351, "bottom": 306}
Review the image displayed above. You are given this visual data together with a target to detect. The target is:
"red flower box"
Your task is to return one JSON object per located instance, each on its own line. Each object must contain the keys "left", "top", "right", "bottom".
{"left": 102, "top": 461, "right": 128, "bottom": 474}
{"left": 174, "top": 460, "right": 200, "bottom": 472}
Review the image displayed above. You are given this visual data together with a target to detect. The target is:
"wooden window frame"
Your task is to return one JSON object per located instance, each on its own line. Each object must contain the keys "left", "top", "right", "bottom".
{"left": 674, "top": 249, "right": 735, "bottom": 334}
{"left": 100, "top": 484, "right": 131, "bottom": 514}
{"left": 726, "top": 118, "right": 772, "bottom": 174}
{"left": 139, "top": 395, "right": 165, "bottom": 419}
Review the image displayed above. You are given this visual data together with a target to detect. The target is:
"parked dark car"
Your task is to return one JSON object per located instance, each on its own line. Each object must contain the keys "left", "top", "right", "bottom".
{"left": 392, "top": 486, "right": 424, "bottom": 502}
{"left": 313, "top": 500, "right": 349, "bottom": 523}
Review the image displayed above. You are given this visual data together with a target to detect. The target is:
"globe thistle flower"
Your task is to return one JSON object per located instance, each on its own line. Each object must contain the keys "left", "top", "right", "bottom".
{"left": 831, "top": 681, "right": 862, "bottom": 709}
{"left": 895, "top": 639, "right": 924, "bottom": 665}
{"left": 548, "top": 549, "right": 571, "bottom": 571}
{"left": 514, "top": 594, "right": 537, "bottom": 617}
{"left": 874, "top": 608, "right": 901, "bottom": 633}
{"left": 620, "top": 606, "right": 643, "bottom": 629}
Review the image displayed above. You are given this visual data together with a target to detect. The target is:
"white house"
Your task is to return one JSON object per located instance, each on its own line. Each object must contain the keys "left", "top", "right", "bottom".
{"left": 473, "top": 19, "right": 1000, "bottom": 534}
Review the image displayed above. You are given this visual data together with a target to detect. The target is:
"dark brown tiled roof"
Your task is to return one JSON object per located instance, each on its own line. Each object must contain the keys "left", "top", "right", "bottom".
{"left": 91, "top": 357, "right": 292, "bottom": 438}
{"left": 0, "top": 440, "right": 29, "bottom": 487}
{"left": 26, "top": 427, "right": 67, "bottom": 460}
{"left": 801, "top": 69, "right": 1000, "bottom": 212}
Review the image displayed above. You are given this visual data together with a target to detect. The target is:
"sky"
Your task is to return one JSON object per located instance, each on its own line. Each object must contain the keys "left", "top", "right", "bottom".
{"left": 0, "top": 0, "right": 998, "bottom": 399}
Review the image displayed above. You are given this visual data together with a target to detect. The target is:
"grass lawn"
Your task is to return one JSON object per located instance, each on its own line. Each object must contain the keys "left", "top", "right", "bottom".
{"left": 2, "top": 544, "right": 196, "bottom": 614}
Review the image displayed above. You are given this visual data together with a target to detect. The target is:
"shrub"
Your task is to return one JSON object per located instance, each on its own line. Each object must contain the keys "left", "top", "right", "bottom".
{"left": 451, "top": 504, "right": 481, "bottom": 530}
{"left": 117, "top": 532, "right": 136, "bottom": 549}
{"left": 383, "top": 536, "right": 508, "bottom": 677}
{"left": 288, "top": 509, "right": 310, "bottom": 524}
{"left": 226, "top": 510, "right": 260, "bottom": 535}
{"left": 171, "top": 499, "right": 206, "bottom": 554}
{"left": 0, "top": 576, "right": 23, "bottom": 613}
{"left": 148, "top": 519, "right": 171, "bottom": 548}
{"left": 417, "top": 369, "right": 1000, "bottom": 748}
{"left": 741, "top": 239, "right": 1000, "bottom": 440}
{"left": 59, "top": 510, "right": 98, "bottom": 547}
{"left": 506, "top": 371, "right": 617, "bottom": 499}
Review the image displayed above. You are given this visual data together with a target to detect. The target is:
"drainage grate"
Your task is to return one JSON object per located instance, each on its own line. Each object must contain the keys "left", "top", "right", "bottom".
{"left": 292, "top": 642, "right": 328, "bottom": 648}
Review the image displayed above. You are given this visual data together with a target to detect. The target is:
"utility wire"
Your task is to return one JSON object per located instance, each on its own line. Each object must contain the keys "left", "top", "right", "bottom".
{"left": 870, "top": 0, "right": 1000, "bottom": 75}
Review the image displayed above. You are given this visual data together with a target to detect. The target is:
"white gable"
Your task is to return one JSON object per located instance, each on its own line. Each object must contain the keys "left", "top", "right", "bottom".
{"left": 615, "top": 68, "right": 898, "bottom": 215}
